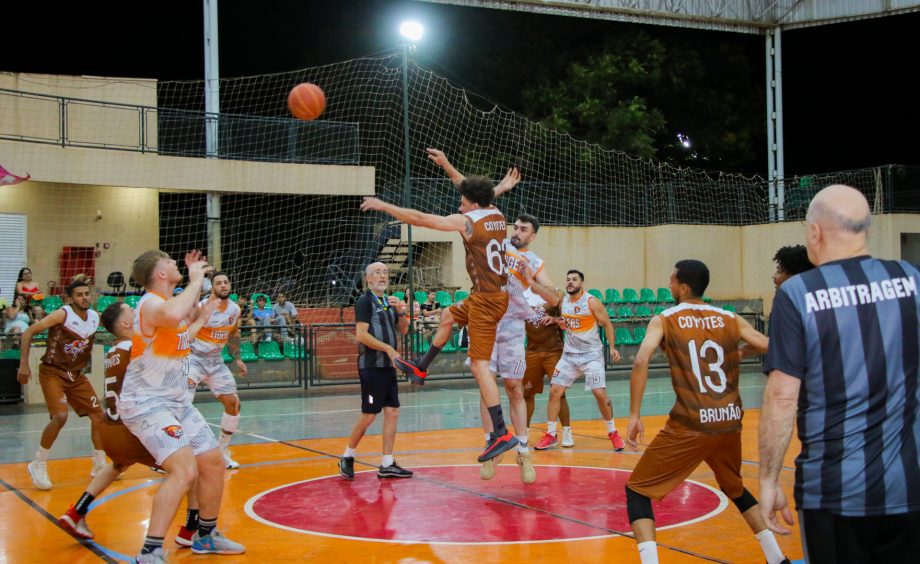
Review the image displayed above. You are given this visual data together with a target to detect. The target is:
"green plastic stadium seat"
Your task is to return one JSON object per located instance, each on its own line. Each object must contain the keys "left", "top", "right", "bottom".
{"left": 622, "top": 288, "right": 640, "bottom": 304}
{"left": 653, "top": 306, "right": 667, "bottom": 315}
{"left": 434, "top": 290, "right": 452, "bottom": 307}
{"left": 614, "top": 327, "right": 635, "bottom": 346}
{"left": 617, "top": 306, "right": 635, "bottom": 319}
{"left": 414, "top": 333, "right": 430, "bottom": 355}
{"left": 392, "top": 291, "right": 405, "bottom": 301}
{"left": 0, "top": 349, "right": 20, "bottom": 360}
{"left": 633, "top": 327, "right": 647, "bottom": 343}
{"left": 657, "top": 288, "right": 675, "bottom": 304}
{"left": 125, "top": 295, "right": 141, "bottom": 309}
{"left": 588, "top": 288, "right": 603, "bottom": 302}
{"left": 702, "top": 296, "right": 713, "bottom": 303}
{"left": 95, "top": 295, "right": 117, "bottom": 312}
{"left": 240, "top": 342, "right": 259, "bottom": 363}
{"left": 604, "top": 288, "right": 623, "bottom": 304}
{"left": 258, "top": 341, "right": 285, "bottom": 361}
{"left": 222, "top": 345, "right": 233, "bottom": 363}
{"left": 413, "top": 291, "right": 428, "bottom": 305}
{"left": 453, "top": 290, "right": 469, "bottom": 302}
{"left": 42, "top": 295, "right": 63, "bottom": 313}
{"left": 722, "top": 304, "right": 737, "bottom": 313}
{"left": 639, "top": 288, "right": 656, "bottom": 303}
{"left": 284, "top": 340, "right": 307, "bottom": 359}
{"left": 229, "top": 293, "right": 239, "bottom": 303}
{"left": 635, "top": 305, "right": 653, "bottom": 317}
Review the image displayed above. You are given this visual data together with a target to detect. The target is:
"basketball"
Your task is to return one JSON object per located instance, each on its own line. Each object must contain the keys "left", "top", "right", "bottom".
{"left": 287, "top": 83, "right": 326, "bottom": 120}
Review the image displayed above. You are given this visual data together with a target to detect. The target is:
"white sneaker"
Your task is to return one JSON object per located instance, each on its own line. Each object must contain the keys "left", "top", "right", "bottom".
{"left": 223, "top": 448, "right": 240, "bottom": 469}
{"left": 28, "top": 460, "right": 52, "bottom": 490}
{"left": 135, "top": 547, "right": 167, "bottom": 564}
{"left": 561, "top": 428, "right": 575, "bottom": 448}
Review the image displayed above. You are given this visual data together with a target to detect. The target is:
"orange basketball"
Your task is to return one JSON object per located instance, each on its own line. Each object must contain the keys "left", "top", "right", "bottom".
{"left": 287, "top": 83, "right": 326, "bottom": 120}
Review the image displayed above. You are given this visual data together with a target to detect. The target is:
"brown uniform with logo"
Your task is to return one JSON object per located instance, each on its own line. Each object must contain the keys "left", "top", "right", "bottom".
{"left": 523, "top": 292, "right": 564, "bottom": 395}
{"left": 448, "top": 207, "right": 510, "bottom": 360}
{"left": 627, "top": 301, "right": 746, "bottom": 501}
{"left": 99, "top": 340, "right": 156, "bottom": 468}
{"left": 38, "top": 306, "right": 103, "bottom": 418}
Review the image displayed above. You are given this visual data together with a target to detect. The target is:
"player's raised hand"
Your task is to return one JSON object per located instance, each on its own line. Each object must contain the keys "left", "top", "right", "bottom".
{"left": 184, "top": 250, "right": 212, "bottom": 283}
{"left": 495, "top": 165, "right": 521, "bottom": 195}
{"left": 199, "top": 293, "right": 220, "bottom": 317}
{"left": 360, "top": 197, "right": 386, "bottom": 212}
{"left": 426, "top": 148, "right": 451, "bottom": 169}
{"left": 626, "top": 416, "right": 644, "bottom": 451}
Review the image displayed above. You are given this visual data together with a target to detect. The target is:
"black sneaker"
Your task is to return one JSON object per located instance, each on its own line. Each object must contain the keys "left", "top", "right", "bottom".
{"left": 338, "top": 456, "right": 355, "bottom": 480}
{"left": 377, "top": 461, "right": 413, "bottom": 479}
{"left": 394, "top": 357, "right": 427, "bottom": 385}
{"left": 478, "top": 431, "right": 520, "bottom": 463}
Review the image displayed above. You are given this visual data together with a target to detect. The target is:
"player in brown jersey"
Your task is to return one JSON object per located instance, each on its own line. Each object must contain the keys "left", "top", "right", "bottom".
{"left": 17, "top": 279, "right": 105, "bottom": 490}
{"left": 624, "top": 260, "right": 788, "bottom": 564}
{"left": 360, "top": 174, "right": 521, "bottom": 463}
{"left": 57, "top": 300, "right": 218, "bottom": 546}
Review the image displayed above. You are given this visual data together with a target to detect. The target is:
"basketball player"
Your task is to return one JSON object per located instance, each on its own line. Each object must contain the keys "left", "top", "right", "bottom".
{"left": 17, "top": 279, "right": 106, "bottom": 490}
{"left": 187, "top": 271, "right": 248, "bottom": 469}
{"left": 119, "top": 250, "right": 243, "bottom": 562}
{"left": 58, "top": 300, "right": 217, "bottom": 547}
{"left": 360, "top": 177, "right": 520, "bottom": 463}
{"left": 624, "top": 260, "right": 787, "bottom": 564}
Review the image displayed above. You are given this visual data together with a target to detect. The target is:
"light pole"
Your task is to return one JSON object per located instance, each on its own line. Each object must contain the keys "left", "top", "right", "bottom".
{"left": 400, "top": 21, "right": 423, "bottom": 351}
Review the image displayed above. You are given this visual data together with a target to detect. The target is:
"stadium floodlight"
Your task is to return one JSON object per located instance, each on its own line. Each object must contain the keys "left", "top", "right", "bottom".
{"left": 677, "top": 133, "right": 692, "bottom": 149}
{"left": 399, "top": 21, "right": 424, "bottom": 42}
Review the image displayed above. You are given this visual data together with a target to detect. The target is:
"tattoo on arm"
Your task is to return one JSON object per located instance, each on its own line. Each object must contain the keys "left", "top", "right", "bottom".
{"left": 464, "top": 218, "right": 473, "bottom": 238}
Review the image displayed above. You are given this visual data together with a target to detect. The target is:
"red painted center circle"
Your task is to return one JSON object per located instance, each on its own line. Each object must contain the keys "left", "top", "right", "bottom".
{"left": 246, "top": 465, "right": 725, "bottom": 543}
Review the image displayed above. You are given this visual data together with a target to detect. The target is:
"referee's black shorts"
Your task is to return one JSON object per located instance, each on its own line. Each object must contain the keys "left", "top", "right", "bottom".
{"left": 801, "top": 509, "right": 920, "bottom": 563}
{"left": 359, "top": 367, "right": 400, "bottom": 414}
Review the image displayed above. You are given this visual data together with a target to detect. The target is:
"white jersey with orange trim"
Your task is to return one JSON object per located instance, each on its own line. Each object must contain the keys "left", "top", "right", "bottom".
{"left": 120, "top": 292, "right": 193, "bottom": 406}
{"left": 503, "top": 240, "right": 540, "bottom": 321}
{"left": 190, "top": 298, "right": 240, "bottom": 357}
{"left": 561, "top": 291, "right": 602, "bottom": 355}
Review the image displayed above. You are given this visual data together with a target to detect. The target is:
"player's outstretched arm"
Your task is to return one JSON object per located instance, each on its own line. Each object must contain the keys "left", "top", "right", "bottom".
{"left": 492, "top": 166, "right": 521, "bottom": 198}
{"left": 627, "top": 316, "right": 664, "bottom": 450}
{"left": 426, "top": 148, "right": 465, "bottom": 187}
{"left": 17, "top": 308, "right": 67, "bottom": 384}
{"left": 360, "top": 197, "right": 468, "bottom": 233}
{"left": 737, "top": 315, "right": 768, "bottom": 353}
{"left": 589, "top": 296, "right": 620, "bottom": 362}
{"left": 187, "top": 295, "right": 220, "bottom": 340}
{"left": 146, "top": 251, "right": 213, "bottom": 328}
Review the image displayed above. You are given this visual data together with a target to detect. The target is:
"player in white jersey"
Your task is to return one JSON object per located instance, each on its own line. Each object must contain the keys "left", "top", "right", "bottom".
{"left": 535, "top": 269, "right": 626, "bottom": 451}
{"left": 188, "top": 272, "right": 248, "bottom": 469}
{"left": 120, "top": 250, "right": 243, "bottom": 563}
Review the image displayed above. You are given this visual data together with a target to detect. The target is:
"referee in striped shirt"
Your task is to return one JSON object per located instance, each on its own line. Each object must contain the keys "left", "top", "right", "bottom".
{"left": 760, "top": 185, "right": 920, "bottom": 562}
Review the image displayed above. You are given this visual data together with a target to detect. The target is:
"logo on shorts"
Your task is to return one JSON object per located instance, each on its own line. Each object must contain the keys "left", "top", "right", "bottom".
{"left": 162, "top": 425, "right": 184, "bottom": 439}
{"left": 187, "top": 378, "right": 197, "bottom": 389}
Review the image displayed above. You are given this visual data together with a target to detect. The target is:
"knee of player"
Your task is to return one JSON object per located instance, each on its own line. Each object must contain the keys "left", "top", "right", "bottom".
{"left": 49, "top": 411, "right": 69, "bottom": 426}
{"left": 625, "top": 486, "right": 655, "bottom": 523}
{"left": 729, "top": 487, "right": 758, "bottom": 514}
{"left": 503, "top": 380, "right": 524, "bottom": 399}
{"left": 224, "top": 394, "right": 241, "bottom": 414}
{"left": 383, "top": 407, "right": 399, "bottom": 419}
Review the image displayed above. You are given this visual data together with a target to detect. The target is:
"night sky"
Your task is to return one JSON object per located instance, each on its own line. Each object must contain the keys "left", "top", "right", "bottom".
{"left": 4, "top": 0, "right": 918, "bottom": 176}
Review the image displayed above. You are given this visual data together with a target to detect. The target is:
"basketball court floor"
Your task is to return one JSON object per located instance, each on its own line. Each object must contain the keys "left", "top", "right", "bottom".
{"left": 0, "top": 370, "right": 803, "bottom": 563}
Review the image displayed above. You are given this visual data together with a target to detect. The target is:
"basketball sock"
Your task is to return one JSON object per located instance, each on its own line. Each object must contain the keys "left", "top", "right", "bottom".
{"left": 219, "top": 413, "right": 240, "bottom": 449}
{"left": 343, "top": 446, "right": 356, "bottom": 458}
{"left": 605, "top": 420, "right": 616, "bottom": 433}
{"left": 74, "top": 492, "right": 95, "bottom": 516}
{"left": 755, "top": 529, "right": 785, "bottom": 564}
{"left": 381, "top": 454, "right": 394, "bottom": 468}
{"left": 198, "top": 517, "right": 217, "bottom": 538}
{"left": 637, "top": 541, "right": 658, "bottom": 564}
{"left": 547, "top": 421, "right": 557, "bottom": 436}
{"left": 484, "top": 433, "right": 491, "bottom": 443}
{"left": 486, "top": 404, "right": 508, "bottom": 437}
{"left": 141, "top": 536, "right": 164, "bottom": 554}
{"left": 92, "top": 450, "right": 106, "bottom": 464}
{"left": 415, "top": 344, "right": 442, "bottom": 371}
{"left": 517, "top": 436, "right": 529, "bottom": 454}
{"left": 185, "top": 508, "right": 200, "bottom": 531}
{"left": 563, "top": 426, "right": 571, "bottom": 433}
{"left": 36, "top": 447, "right": 49, "bottom": 462}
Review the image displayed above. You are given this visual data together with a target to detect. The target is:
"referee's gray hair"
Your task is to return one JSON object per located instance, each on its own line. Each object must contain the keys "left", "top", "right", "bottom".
{"left": 806, "top": 198, "right": 872, "bottom": 234}
{"left": 365, "top": 262, "right": 388, "bottom": 277}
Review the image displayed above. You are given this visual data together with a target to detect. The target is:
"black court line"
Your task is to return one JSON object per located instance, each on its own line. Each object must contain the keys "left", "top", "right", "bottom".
{"left": 0, "top": 477, "right": 118, "bottom": 564}
{"left": 260, "top": 434, "right": 730, "bottom": 564}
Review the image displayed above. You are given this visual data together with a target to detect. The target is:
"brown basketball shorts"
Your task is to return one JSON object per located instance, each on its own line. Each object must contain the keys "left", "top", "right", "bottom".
{"left": 449, "top": 292, "right": 508, "bottom": 361}
{"left": 38, "top": 365, "right": 103, "bottom": 418}
{"left": 626, "top": 421, "right": 744, "bottom": 501}
{"left": 523, "top": 349, "right": 563, "bottom": 395}
{"left": 100, "top": 421, "right": 157, "bottom": 468}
